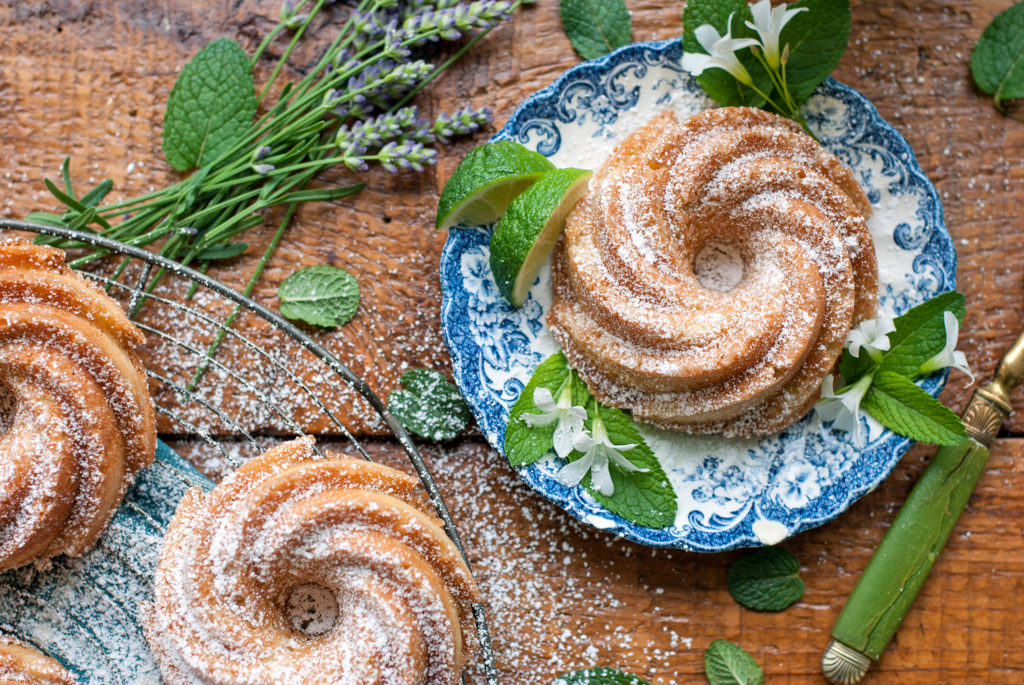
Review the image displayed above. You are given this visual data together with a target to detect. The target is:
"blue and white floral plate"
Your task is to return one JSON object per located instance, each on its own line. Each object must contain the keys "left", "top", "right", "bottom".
{"left": 440, "top": 39, "right": 957, "bottom": 552}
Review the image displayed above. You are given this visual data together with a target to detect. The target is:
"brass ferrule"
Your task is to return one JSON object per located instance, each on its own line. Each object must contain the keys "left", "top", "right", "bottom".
{"left": 822, "top": 639, "right": 871, "bottom": 685}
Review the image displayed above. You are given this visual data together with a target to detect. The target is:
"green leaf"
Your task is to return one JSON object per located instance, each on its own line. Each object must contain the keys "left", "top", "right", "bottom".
{"left": 726, "top": 547, "right": 805, "bottom": 611}
{"left": 80, "top": 179, "right": 114, "bottom": 208}
{"left": 862, "top": 372, "right": 967, "bottom": 446}
{"left": 548, "top": 667, "right": 651, "bottom": 685}
{"left": 682, "top": 0, "right": 772, "bottom": 108}
{"left": 839, "top": 291, "right": 966, "bottom": 383}
{"left": 578, "top": 404, "right": 677, "bottom": 529}
{"left": 970, "top": 1, "right": 1024, "bottom": 111}
{"left": 163, "top": 38, "right": 256, "bottom": 172}
{"left": 505, "top": 351, "right": 572, "bottom": 466}
{"left": 194, "top": 242, "right": 248, "bottom": 260}
{"left": 388, "top": 369, "right": 472, "bottom": 441}
{"left": 278, "top": 264, "right": 360, "bottom": 328}
{"left": 781, "top": 0, "right": 851, "bottom": 105}
{"left": 704, "top": 640, "right": 764, "bottom": 685}
{"left": 24, "top": 211, "right": 69, "bottom": 227}
{"left": 559, "top": 0, "right": 632, "bottom": 60}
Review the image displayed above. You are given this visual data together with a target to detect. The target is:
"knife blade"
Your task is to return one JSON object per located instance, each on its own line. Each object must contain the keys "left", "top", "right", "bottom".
{"left": 822, "top": 326, "right": 1024, "bottom": 684}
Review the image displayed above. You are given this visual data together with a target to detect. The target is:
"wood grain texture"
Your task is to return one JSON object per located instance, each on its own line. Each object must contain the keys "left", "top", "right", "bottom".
{"left": 3, "top": 0, "right": 1024, "bottom": 682}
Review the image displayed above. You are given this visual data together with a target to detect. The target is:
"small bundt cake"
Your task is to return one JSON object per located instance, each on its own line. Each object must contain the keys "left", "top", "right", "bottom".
{"left": 548, "top": 107, "right": 877, "bottom": 436}
{"left": 0, "top": 636, "right": 78, "bottom": 684}
{"left": 0, "top": 239, "right": 156, "bottom": 569}
{"left": 143, "top": 437, "right": 480, "bottom": 685}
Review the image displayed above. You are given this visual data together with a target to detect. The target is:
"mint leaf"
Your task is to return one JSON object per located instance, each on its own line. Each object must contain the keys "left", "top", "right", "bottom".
{"left": 505, "top": 352, "right": 573, "bottom": 466}
{"left": 163, "top": 38, "right": 256, "bottom": 172}
{"left": 682, "top": 0, "right": 772, "bottom": 108}
{"left": 548, "top": 667, "right": 651, "bottom": 685}
{"left": 970, "top": 1, "right": 1024, "bottom": 112}
{"left": 862, "top": 371, "right": 967, "bottom": 446}
{"left": 388, "top": 369, "right": 472, "bottom": 441}
{"left": 559, "top": 0, "right": 632, "bottom": 60}
{"left": 578, "top": 405, "right": 676, "bottom": 529}
{"left": 727, "top": 547, "right": 804, "bottom": 612}
{"left": 704, "top": 640, "right": 764, "bottom": 685}
{"left": 839, "top": 291, "right": 966, "bottom": 382}
{"left": 278, "top": 264, "right": 360, "bottom": 328}
{"left": 781, "top": 0, "right": 851, "bottom": 105}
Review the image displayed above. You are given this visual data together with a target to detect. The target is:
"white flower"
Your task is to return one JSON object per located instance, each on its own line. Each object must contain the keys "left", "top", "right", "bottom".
{"left": 522, "top": 386, "right": 587, "bottom": 459}
{"left": 815, "top": 373, "right": 872, "bottom": 441}
{"left": 918, "top": 310, "right": 975, "bottom": 384}
{"left": 682, "top": 13, "right": 760, "bottom": 86}
{"left": 846, "top": 314, "right": 896, "bottom": 362}
{"left": 555, "top": 417, "right": 646, "bottom": 496}
{"left": 744, "top": 0, "right": 808, "bottom": 69}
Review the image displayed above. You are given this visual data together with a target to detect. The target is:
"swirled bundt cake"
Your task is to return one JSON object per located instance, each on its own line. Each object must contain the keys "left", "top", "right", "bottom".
{"left": 143, "top": 437, "right": 480, "bottom": 685}
{"left": 0, "top": 635, "right": 78, "bottom": 684}
{"left": 0, "top": 239, "right": 156, "bottom": 570}
{"left": 548, "top": 107, "right": 877, "bottom": 436}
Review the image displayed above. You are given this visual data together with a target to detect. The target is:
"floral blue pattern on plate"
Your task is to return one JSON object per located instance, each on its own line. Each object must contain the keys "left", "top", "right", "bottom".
{"left": 440, "top": 39, "right": 957, "bottom": 552}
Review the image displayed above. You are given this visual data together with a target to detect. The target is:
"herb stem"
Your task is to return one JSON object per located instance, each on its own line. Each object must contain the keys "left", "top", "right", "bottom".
{"left": 258, "top": 0, "right": 327, "bottom": 104}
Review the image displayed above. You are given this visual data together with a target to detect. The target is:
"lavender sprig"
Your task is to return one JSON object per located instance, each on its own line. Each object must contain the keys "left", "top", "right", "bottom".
{"left": 35, "top": 0, "right": 519, "bottom": 268}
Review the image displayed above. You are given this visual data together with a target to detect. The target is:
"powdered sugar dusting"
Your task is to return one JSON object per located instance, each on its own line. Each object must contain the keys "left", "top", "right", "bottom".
{"left": 549, "top": 107, "right": 877, "bottom": 437}
{"left": 0, "top": 240, "right": 155, "bottom": 570}
{"left": 144, "top": 439, "right": 479, "bottom": 685}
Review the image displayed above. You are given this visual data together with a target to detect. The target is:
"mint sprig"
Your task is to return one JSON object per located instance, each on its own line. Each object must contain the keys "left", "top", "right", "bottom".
{"left": 727, "top": 546, "right": 804, "bottom": 612}
{"left": 861, "top": 371, "right": 967, "bottom": 446}
{"left": 839, "top": 291, "right": 966, "bottom": 383}
{"left": 163, "top": 38, "right": 257, "bottom": 172}
{"left": 388, "top": 369, "right": 472, "bottom": 442}
{"left": 778, "top": 0, "right": 851, "bottom": 105}
{"left": 682, "top": 0, "right": 772, "bottom": 108}
{"left": 682, "top": 0, "right": 851, "bottom": 136}
{"left": 506, "top": 351, "right": 574, "bottom": 466}
{"left": 576, "top": 404, "right": 677, "bottom": 529}
{"left": 559, "top": 0, "right": 633, "bottom": 61}
{"left": 548, "top": 667, "right": 651, "bottom": 685}
{"left": 823, "top": 291, "right": 970, "bottom": 446}
{"left": 704, "top": 640, "right": 764, "bottom": 685}
{"left": 970, "top": 0, "right": 1024, "bottom": 120}
{"left": 505, "top": 352, "right": 677, "bottom": 529}
{"left": 277, "top": 264, "right": 360, "bottom": 328}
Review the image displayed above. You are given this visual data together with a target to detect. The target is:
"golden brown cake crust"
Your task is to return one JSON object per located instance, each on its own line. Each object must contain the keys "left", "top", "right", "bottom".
{"left": 143, "top": 436, "right": 480, "bottom": 685}
{"left": 548, "top": 107, "right": 877, "bottom": 437}
{"left": 0, "top": 636, "right": 79, "bottom": 684}
{"left": 0, "top": 239, "right": 156, "bottom": 570}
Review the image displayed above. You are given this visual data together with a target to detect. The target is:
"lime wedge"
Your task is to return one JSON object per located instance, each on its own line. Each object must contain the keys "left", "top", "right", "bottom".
{"left": 489, "top": 167, "right": 592, "bottom": 307}
{"left": 436, "top": 140, "right": 555, "bottom": 231}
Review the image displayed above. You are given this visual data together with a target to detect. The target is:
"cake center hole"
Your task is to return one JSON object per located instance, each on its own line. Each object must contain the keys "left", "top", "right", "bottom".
{"left": 286, "top": 583, "right": 339, "bottom": 636}
{"left": 694, "top": 241, "right": 745, "bottom": 292}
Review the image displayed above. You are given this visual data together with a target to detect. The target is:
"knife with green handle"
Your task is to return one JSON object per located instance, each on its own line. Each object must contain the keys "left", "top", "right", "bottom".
{"left": 822, "top": 328, "right": 1024, "bottom": 684}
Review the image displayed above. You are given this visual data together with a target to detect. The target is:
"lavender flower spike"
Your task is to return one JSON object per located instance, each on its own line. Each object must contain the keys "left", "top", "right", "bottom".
{"left": 432, "top": 106, "right": 492, "bottom": 144}
{"left": 377, "top": 140, "right": 437, "bottom": 173}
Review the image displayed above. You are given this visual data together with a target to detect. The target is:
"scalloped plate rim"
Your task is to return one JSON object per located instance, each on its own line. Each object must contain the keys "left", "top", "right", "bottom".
{"left": 440, "top": 38, "right": 956, "bottom": 551}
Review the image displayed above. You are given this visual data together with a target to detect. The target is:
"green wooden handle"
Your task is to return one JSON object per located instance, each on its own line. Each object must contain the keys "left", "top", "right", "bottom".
{"left": 830, "top": 437, "right": 990, "bottom": 659}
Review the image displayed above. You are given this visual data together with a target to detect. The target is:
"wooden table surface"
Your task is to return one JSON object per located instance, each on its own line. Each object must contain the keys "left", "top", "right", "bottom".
{"left": 3, "top": 0, "right": 1024, "bottom": 683}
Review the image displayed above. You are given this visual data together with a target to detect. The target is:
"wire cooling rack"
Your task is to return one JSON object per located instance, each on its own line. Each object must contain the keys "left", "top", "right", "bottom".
{"left": 0, "top": 218, "right": 497, "bottom": 684}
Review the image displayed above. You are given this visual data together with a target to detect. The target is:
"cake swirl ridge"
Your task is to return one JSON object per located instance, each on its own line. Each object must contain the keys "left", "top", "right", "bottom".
{"left": 548, "top": 107, "right": 878, "bottom": 436}
{"left": 143, "top": 437, "right": 480, "bottom": 685}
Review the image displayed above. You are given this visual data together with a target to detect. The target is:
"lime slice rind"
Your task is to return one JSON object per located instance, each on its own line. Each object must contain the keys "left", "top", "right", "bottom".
{"left": 436, "top": 141, "right": 555, "bottom": 231}
{"left": 489, "top": 167, "right": 593, "bottom": 307}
